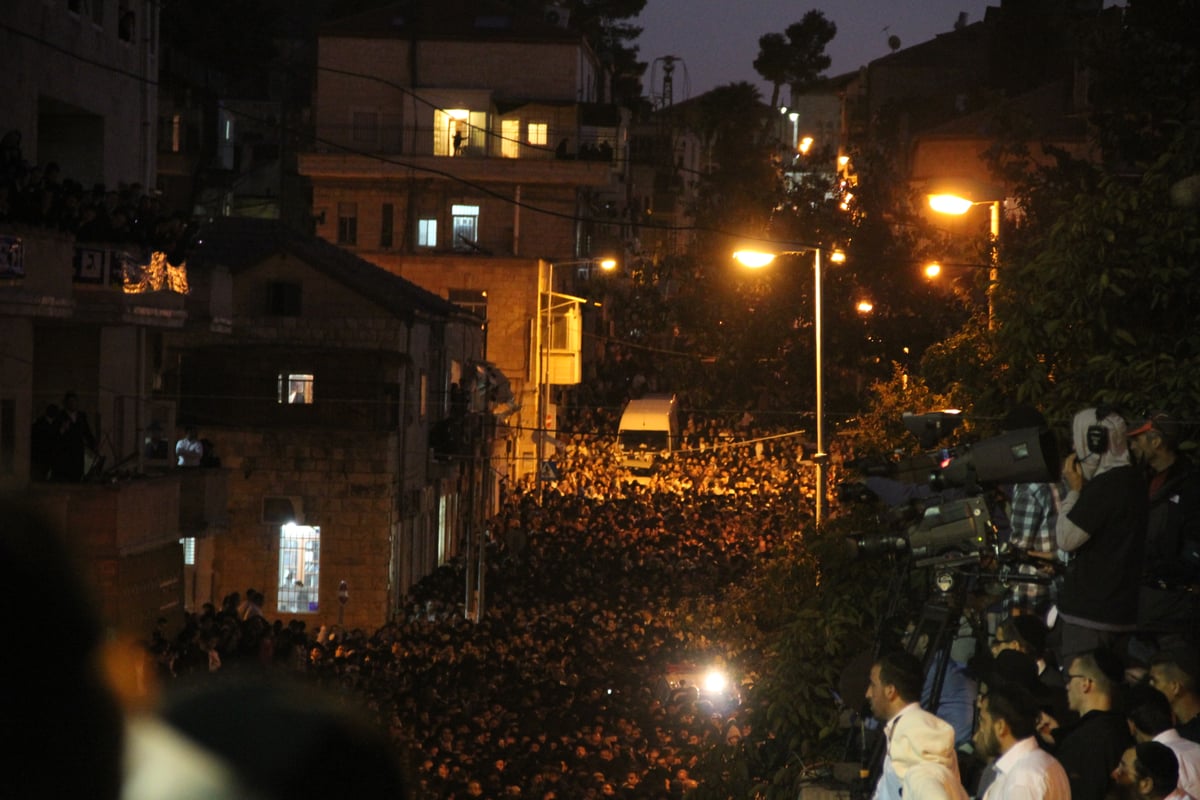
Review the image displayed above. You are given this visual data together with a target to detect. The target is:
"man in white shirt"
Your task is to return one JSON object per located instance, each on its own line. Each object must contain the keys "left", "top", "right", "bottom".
{"left": 176, "top": 426, "right": 204, "bottom": 467}
{"left": 976, "top": 681, "right": 1070, "bottom": 800}
{"left": 1128, "top": 685, "right": 1200, "bottom": 798}
{"left": 866, "top": 650, "right": 963, "bottom": 800}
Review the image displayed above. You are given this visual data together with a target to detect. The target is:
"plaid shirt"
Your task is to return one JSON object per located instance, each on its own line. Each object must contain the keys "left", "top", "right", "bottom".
{"left": 1005, "top": 482, "right": 1060, "bottom": 615}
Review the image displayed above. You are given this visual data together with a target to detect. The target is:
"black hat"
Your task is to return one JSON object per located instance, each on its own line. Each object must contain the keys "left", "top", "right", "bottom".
{"left": 984, "top": 650, "right": 1041, "bottom": 694}
{"left": 1008, "top": 616, "right": 1049, "bottom": 656}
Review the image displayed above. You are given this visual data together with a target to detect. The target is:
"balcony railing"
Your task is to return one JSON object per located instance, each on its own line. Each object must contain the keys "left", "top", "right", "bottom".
{"left": 311, "top": 123, "right": 620, "bottom": 165}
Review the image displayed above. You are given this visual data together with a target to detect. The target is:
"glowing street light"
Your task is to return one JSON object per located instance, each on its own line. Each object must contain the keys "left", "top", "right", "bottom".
{"left": 732, "top": 243, "right": 846, "bottom": 526}
{"left": 927, "top": 187, "right": 1002, "bottom": 329}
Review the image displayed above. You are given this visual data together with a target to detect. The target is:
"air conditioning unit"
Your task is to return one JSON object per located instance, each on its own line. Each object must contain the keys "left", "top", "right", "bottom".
{"left": 262, "top": 496, "right": 304, "bottom": 525}
{"left": 543, "top": 4, "right": 569, "bottom": 27}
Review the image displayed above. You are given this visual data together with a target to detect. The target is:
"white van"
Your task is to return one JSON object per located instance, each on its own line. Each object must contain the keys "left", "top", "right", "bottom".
{"left": 617, "top": 394, "right": 681, "bottom": 481}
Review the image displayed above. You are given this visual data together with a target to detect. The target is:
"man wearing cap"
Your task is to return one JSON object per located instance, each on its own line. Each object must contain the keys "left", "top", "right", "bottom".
{"left": 865, "top": 650, "right": 964, "bottom": 800}
{"left": 1128, "top": 411, "right": 1200, "bottom": 647}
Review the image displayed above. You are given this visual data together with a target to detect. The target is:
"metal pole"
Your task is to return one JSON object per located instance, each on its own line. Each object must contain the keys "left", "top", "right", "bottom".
{"left": 987, "top": 200, "right": 1000, "bottom": 331}
{"left": 813, "top": 248, "right": 826, "bottom": 527}
{"left": 537, "top": 261, "right": 553, "bottom": 504}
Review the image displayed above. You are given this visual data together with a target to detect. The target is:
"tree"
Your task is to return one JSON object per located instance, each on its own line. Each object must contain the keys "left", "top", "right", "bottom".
{"left": 753, "top": 11, "right": 837, "bottom": 116}
{"left": 985, "top": 0, "right": 1200, "bottom": 426}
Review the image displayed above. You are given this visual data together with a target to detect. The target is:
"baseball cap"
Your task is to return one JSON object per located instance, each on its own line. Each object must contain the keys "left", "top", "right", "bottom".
{"left": 1128, "top": 411, "right": 1182, "bottom": 442}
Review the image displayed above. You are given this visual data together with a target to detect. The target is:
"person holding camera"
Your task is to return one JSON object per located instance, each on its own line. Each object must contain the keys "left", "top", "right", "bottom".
{"left": 1054, "top": 407, "right": 1149, "bottom": 662}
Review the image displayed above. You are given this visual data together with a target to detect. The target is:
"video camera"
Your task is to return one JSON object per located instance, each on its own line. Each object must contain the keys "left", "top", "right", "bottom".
{"left": 843, "top": 411, "right": 1061, "bottom": 566}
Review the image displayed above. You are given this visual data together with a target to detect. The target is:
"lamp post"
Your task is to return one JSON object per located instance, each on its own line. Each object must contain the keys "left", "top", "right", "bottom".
{"left": 732, "top": 245, "right": 844, "bottom": 527}
{"left": 928, "top": 192, "right": 1001, "bottom": 329}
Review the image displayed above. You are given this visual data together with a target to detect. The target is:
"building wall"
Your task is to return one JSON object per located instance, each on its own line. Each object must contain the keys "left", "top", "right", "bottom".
{"left": 207, "top": 426, "right": 400, "bottom": 630}
{"left": 1, "top": 0, "right": 159, "bottom": 188}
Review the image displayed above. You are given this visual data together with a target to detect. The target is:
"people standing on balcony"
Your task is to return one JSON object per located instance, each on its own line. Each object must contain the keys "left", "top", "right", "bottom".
{"left": 54, "top": 391, "right": 96, "bottom": 481}
{"left": 176, "top": 426, "right": 204, "bottom": 467}
{"left": 30, "top": 402, "right": 59, "bottom": 480}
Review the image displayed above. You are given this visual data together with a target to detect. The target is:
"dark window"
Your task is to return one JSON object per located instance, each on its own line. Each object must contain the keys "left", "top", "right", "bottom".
{"left": 448, "top": 288, "right": 487, "bottom": 321}
{"left": 267, "top": 281, "right": 301, "bottom": 316}
{"left": 337, "top": 202, "right": 358, "bottom": 245}
{"left": 380, "top": 203, "right": 394, "bottom": 248}
{"left": 0, "top": 398, "right": 14, "bottom": 473}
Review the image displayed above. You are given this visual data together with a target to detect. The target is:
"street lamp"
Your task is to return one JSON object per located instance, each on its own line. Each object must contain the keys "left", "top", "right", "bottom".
{"left": 535, "top": 257, "right": 616, "bottom": 501}
{"left": 927, "top": 191, "right": 1001, "bottom": 329}
{"left": 732, "top": 244, "right": 845, "bottom": 527}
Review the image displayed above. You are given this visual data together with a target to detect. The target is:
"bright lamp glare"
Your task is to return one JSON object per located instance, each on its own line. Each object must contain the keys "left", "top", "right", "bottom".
{"left": 928, "top": 194, "right": 974, "bottom": 215}
{"left": 924, "top": 262, "right": 942, "bottom": 278}
{"left": 829, "top": 249, "right": 846, "bottom": 264}
{"left": 703, "top": 669, "right": 728, "bottom": 694}
{"left": 733, "top": 250, "right": 775, "bottom": 268}
{"left": 598, "top": 258, "right": 617, "bottom": 271}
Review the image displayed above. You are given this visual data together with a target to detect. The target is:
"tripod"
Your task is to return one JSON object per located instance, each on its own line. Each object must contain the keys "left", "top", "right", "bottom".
{"left": 851, "top": 558, "right": 982, "bottom": 799}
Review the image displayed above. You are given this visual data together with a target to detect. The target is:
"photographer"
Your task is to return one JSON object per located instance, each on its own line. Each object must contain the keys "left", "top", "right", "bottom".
{"left": 1055, "top": 407, "right": 1149, "bottom": 661}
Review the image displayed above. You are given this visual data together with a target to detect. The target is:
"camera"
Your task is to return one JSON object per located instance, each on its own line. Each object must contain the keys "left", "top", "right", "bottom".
{"left": 842, "top": 412, "right": 1061, "bottom": 566}
{"left": 846, "top": 495, "right": 993, "bottom": 567}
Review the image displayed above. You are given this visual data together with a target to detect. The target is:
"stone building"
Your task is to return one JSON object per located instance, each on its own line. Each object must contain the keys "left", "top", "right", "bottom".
{"left": 165, "top": 217, "right": 487, "bottom": 628}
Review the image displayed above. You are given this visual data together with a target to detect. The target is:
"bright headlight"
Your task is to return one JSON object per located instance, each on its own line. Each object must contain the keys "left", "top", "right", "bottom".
{"left": 703, "top": 669, "right": 728, "bottom": 694}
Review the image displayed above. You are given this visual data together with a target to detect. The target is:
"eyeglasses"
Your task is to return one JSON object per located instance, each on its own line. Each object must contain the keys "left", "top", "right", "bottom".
{"left": 1065, "top": 673, "right": 1090, "bottom": 683}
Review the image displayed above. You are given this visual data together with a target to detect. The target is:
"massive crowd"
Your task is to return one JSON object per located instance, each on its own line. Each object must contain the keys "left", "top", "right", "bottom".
{"left": 147, "top": 408, "right": 825, "bottom": 800}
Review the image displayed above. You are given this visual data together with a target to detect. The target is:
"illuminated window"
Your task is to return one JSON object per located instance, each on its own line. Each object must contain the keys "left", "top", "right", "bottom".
{"left": 278, "top": 373, "right": 314, "bottom": 404}
{"left": 179, "top": 537, "right": 195, "bottom": 566}
{"left": 277, "top": 523, "right": 320, "bottom": 613}
{"left": 528, "top": 122, "right": 548, "bottom": 146}
{"left": 451, "top": 204, "right": 479, "bottom": 250}
{"left": 501, "top": 119, "right": 520, "bottom": 158}
{"left": 434, "top": 109, "right": 486, "bottom": 156}
{"left": 418, "top": 218, "right": 438, "bottom": 247}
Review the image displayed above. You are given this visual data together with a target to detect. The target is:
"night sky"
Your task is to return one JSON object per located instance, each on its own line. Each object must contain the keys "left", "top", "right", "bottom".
{"left": 633, "top": 0, "right": 1002, "bottom": 101}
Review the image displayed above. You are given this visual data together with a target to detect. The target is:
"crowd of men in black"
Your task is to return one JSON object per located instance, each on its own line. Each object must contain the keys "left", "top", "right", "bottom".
{"left": 0, "top": 129, "right": 192, "bottom": 257}
{"left": 147, "top": 411, "right": 819, "bottom": 800}
{"left": 131, "top": 396, "right": 1200, "bottom": 800}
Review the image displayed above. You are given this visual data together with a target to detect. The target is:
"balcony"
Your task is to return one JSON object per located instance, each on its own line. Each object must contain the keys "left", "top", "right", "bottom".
{"left": 28, "top": 468, "right": 229, "bottom": 556}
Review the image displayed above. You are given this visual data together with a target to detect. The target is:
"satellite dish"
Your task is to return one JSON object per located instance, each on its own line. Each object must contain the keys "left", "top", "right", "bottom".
{"left": 887, "top": 34, "right": 901, "bottom": 51}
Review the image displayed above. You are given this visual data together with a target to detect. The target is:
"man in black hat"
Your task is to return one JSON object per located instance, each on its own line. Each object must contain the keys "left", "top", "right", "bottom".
{"left": 1128, "top": 411, "right": 1200, "bottom": 647}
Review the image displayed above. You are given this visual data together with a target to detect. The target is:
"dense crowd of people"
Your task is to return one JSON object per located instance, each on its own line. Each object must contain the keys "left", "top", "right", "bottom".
{"left": 131, "top": 396, "right": 1200, "bottom": 800}
{"left": 148, "top": 420, "right": 816, "bottom": 798}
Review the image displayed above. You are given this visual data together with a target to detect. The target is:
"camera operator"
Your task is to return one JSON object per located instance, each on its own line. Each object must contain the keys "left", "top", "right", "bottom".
{"left": 999, "top": 406, "right": 1061, "bottom": 619}
{"left": 1055, "top": 407, "right": 1149, "bottom": 662}
{"left": 1127, "top": 411, "right": 1200, "bottom": 650}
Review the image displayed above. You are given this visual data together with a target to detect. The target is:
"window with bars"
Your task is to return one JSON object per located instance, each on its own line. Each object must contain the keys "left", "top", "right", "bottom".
{"left": 278, "top": 373, "right": 314, "bottom": 404}
{"left": 277, "top": 523, "right": 320, "bottom": 613}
